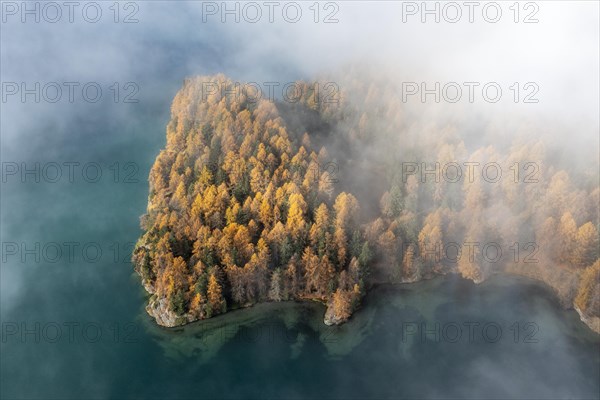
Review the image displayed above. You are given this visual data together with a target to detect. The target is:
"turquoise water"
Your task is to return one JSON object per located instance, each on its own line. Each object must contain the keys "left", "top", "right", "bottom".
{"left": 1, "top": 92, "right": 598, "bottom": 400}
{"left": 2, "top": 231, "right": 599, "bottom": 400}
{"left": 1, "top": 93, "right": 599, "bottom": 399}
{"left": 1, "top": 14, "right": 598, "bottom": 397}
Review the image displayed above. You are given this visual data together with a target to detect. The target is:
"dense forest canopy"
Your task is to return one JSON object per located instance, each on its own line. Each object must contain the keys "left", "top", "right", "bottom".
{"left": 133, "top": 73, "right": 599, "bottom": 329}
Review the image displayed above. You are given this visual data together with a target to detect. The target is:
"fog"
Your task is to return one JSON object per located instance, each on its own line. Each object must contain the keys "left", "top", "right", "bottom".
{"left": 2, "top": 1, "right": 598, "bottom": 188}
{"left": 1, "top": 1, "right": 598, "bottom": 399}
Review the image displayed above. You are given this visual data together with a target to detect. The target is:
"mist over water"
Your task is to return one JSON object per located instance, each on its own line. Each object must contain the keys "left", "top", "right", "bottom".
{"left": 1, "top": 1, "right": 599, "bottom": 399}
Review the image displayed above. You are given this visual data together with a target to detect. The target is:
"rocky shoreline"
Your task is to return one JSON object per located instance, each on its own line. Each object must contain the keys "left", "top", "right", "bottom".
{"left": 142, "top": 269, "right": 600, "bottom": 334}
{"left": 575, "top": 305, "right": 600, "bottom": 334}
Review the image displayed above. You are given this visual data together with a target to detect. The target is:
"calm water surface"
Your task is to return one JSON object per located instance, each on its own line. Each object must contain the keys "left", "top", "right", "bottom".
{"left": 1, "top": 38, "right": 598, "bottom": 399}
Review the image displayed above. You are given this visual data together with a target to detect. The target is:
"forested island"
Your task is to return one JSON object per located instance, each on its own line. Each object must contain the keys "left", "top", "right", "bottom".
{"left": 133, "top": 74, "right": 599, "bottom": 332}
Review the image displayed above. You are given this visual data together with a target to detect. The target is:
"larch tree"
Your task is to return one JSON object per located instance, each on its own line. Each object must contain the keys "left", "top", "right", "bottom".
{"left": 207, "top": 273, "right": 226, "bottom": 316}
{"left": 558, "top": 212, "right": 578, "bottom": 265}
{"left": 268, "top": 269, "right": 284, "bottom": 302}
{"left": 574, "top": 222, "right": 599, "bottom": 268}
{"left": 287, "top": 193, "right": 308, "bottom": 239}
{"left": 331, "top": 289, "right": 353, "bottom": 321}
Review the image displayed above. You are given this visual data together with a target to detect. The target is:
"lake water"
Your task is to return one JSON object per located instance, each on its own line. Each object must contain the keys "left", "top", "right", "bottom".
{"left": 2, "top": 96, "right": 599, "bottom": 400}
{"left": 2, "top": 17, "right": 599, "bottom": 397}
{"left": 2, "top": 233, "right": 599, "bottom": 400}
